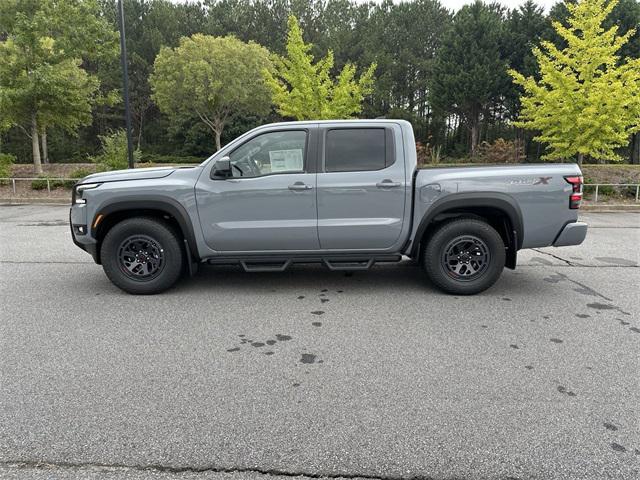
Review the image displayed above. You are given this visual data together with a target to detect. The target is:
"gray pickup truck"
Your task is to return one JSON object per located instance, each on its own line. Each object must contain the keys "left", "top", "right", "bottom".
{"left": 70, "top": 120, "right": 587, "bottom": 295}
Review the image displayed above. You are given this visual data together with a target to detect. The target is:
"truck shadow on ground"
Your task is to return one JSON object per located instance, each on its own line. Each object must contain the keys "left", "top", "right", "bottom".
{"left": 170, "top": 261, "right": 536, "bottom": 297}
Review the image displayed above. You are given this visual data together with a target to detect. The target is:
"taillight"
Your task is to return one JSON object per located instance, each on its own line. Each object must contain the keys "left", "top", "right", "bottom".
{"left": 564, "top": 176, "right": 583, "bottom": 209}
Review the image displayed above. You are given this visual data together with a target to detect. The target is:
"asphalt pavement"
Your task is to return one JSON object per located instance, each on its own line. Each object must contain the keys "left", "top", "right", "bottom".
{"left": 0, "top": 206, "right": 638, "bottom": 480}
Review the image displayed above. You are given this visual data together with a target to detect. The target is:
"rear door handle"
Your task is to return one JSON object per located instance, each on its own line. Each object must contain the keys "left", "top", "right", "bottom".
{"left": 376, "top": 179, "right": 401, "bottom": 189}
{"left": 288, "top": 182, "right": 313, "bottom": 191}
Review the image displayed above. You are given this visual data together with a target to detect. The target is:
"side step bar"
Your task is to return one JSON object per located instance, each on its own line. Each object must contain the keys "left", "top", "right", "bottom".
{"left": 206, "top": 254, "right": 402, "bottom": 273}
{"left": 239, "top": 259, "right": 292, "bottom": 273}
{"left": 322, "top": 258, "right": 374, "bottom": 271}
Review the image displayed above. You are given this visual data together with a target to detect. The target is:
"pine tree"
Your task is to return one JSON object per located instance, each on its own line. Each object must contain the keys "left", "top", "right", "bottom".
{"left": 428, "top": 2, "right": 509, "bottom": 157}
{"left": 510, "top": 0, "right": 640, "bottom": 164}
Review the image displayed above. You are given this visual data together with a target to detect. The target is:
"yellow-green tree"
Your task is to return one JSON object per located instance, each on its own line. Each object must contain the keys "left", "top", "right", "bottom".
{"left": 510, "top": 0, "right": 640, "bottom": 164}
{"left": 264, "top": 16, "right": 376, "bottom": 121}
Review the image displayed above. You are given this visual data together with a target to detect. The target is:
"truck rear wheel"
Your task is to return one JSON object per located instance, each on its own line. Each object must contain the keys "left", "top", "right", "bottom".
{"left": 423, "top": 218, "right": 505, "bottom": 295}
{"left": 101, "top": 217, "right": 184, "bottom": 295}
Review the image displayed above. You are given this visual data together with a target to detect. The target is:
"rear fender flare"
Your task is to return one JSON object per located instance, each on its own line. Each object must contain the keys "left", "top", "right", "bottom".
{"left": 410, "top": 192, "right": 524, "bottom": 258}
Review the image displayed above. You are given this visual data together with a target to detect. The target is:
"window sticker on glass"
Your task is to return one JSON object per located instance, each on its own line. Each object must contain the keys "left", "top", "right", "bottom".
{"left": 269, "top": 149, "right": 304, "bottom": 172}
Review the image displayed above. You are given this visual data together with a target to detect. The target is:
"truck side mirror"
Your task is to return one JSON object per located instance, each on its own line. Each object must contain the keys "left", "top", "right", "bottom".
{"left": 210, "top": 157, "right": 232, "bottom": 179}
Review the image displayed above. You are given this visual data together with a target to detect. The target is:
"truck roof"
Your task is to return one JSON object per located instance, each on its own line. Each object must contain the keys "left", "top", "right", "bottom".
{"left": 256, "top": 119, "right": 412, "bottom": 128}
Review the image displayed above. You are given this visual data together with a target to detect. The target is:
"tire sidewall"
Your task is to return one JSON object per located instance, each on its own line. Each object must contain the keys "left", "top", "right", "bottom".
{"left": 101, "top": 218, "right": 184, "bottom": 294}
{"left": 423, "top": 218, "right": 506, "bottom": 295}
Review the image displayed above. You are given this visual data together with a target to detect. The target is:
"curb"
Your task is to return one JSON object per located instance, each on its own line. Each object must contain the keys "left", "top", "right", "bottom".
{"left": 581, "top": 204, "right": 640, "bottom": 211}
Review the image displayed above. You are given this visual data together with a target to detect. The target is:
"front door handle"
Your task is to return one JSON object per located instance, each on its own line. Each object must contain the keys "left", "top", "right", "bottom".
{"left": 376, "top": 179, "right": 401, "bottom": 189}
{"left": 288, "top": 182, "right": 313, "bottom": 191}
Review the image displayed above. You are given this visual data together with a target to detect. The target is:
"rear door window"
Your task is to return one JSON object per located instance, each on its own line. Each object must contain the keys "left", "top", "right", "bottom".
{"left": 325, "top": 128, "right": 391, "bottom": 172}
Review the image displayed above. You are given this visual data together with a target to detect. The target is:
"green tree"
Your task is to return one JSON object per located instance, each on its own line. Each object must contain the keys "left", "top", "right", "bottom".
{"left": 362, "top": 0, "right": 451, "bottom": 140}
{"left": 263, "top": 15, "right": 376, "bottom": 121}
{"left": 510, "top": 0, "right": 640, "bottom": 164}
{"left": 90, "top": 129, "right": 141, "bottom": 171}
{"left": 150, "top": 34, "right": 272, "bottom": 151}
{"left": 0, "top": 0, "right": 117, "bottom": 172}
{"left": 119, "top": 0, "right": 207, "bottom": 149}
{"left": 429, "top": 1, "right": 509, "bottom": 157}
{"left": 503, "top": 1, "right": 549, "bottom": 117}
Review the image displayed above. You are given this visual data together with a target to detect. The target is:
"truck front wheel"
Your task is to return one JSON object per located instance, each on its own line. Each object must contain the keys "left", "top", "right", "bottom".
{"left": 423, "top": 218, "right": 505, "bottom": 295}
{"left": 101, "top": 217, "right": 184, "bottom": 295}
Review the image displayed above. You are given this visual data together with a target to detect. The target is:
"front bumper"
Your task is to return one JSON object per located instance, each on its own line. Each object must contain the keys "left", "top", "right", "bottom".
{"left": 553, "top": 221, "right": 588, "bottom": 247}
{"left": 69, "top": 206, "right": 100, "bottom": 263}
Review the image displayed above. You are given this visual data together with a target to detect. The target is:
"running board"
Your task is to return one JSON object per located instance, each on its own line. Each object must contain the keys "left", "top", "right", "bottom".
{"left": 239, "top": 259, "right": 292, "bottom": 273}
{"left": 322, "top": 258, "right": 374, "bottom": 271}
{"left": 206, "top": 254, "right": 401, "bottom": 272}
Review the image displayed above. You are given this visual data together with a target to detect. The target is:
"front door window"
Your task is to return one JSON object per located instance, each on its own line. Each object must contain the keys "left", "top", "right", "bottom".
{"left": 229, "top": 130, "right": 307, "bottom": 178}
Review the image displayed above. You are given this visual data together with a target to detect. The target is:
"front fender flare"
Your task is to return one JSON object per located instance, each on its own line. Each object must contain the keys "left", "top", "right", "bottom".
{"left": 92, "top": 196, "right": 200, "bottom": 261}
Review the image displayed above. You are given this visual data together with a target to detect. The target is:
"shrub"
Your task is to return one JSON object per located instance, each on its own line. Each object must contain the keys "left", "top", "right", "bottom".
{"left": 0, "top": 153, "right": 15, "bottom": 185}
{"left": 415, "top": 142, "right": 429, "bottom": 166}
{"left": 476, "top": 138, "right": 524, "bottom": 163}
{"left": 69, "top": 167, "right": 93, "bottom": 179}
{"left": 90, "top": 130, "right": 141, "bottom": 171}
{"left": 430, "top": 145, "right": 442, "bottom": 165}
{"left": 598, "top": 185, "right": 616, "bottom": 196}
{"left": 31, "top": 174, "right": 52, "bottom": 190}
{"left": 140, "top": 153, "right": 204, "bottom": 164}
{"left": 50, "top": 167, "right": 94, "bottom": 189}
{"left": 31, "top": 175, "right": 70, "bottom": 190}
{"left": 0, "top": 153, "right": 15, "bottom": 175}
{"left": 415, "top": 142, "right": 444, "bottom": 167}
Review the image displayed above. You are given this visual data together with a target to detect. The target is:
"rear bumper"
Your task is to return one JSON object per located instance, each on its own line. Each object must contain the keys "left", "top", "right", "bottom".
{"left": 553, "top": 221, "right": 588, "bottom": 247}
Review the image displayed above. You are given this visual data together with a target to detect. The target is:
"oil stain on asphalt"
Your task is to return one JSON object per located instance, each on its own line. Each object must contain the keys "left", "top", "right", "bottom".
{"left": 557, "top": 385, "right": 577, "bottom": 397}
{"left": 300, "top": 353, "right": 322, "bottom": 364}
{"left": 587, "top": 302, "right": 616, "bottom": 310}
{"left": 611, "top": 443, "right": 626, "bottom": 453}
{"left": 226, "top": 333, "right": 293, "bottom": 354}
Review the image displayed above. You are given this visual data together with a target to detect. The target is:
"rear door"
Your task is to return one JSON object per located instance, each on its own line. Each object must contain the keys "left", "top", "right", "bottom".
{"left": 316, "top": 123, "right": 407, "bottom": 250}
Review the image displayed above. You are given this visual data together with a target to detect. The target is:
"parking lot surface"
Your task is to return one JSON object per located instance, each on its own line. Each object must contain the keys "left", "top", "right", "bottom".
{"left": 0, "top": 206, "right": 638, "bottom": 480}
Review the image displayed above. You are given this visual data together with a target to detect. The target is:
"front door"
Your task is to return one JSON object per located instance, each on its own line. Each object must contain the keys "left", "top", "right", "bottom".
{"left": 195, "top": 128, "right": 319, "bottom": 252}
{"left": 316, "top": 125, "right": 407, "bottom": 250}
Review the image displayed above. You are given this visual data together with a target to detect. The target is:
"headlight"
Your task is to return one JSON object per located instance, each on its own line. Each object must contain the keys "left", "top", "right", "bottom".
{"left": 72, "top": 183, "right": 101, "bottom": 204}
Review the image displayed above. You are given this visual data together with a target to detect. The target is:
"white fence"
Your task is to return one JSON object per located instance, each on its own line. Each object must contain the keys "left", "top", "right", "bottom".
{"left": 582, "top": 183, "right": 640, "bottom": 203}
{"left": 0, "top": 177, "right": 75, "bottom": 194}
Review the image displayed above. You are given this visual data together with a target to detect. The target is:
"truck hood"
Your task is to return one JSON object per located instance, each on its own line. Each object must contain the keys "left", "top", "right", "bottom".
{"left": 80, "top": 166, "right": 177, "bottom": 184}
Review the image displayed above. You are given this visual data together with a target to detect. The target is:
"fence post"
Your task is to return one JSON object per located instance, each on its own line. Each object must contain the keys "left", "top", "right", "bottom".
{"left": 636, "top": 185, "right": 639, "bottom": 203}
{"left": 46, "top": 179, "right": 50, "bottom": 193}
{"left": 594, "top": 184, "right": 599, "bottom": 203}
{"left": 12, "top": 178, "right": 16, "bottom": 194}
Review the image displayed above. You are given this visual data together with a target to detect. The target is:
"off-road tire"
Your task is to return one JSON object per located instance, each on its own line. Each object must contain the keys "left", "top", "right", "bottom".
{"left": 423, "top": 218, "right": 505, "bottom": 295}
{"left": 101, "top": 217, "right": 183, "bottom": 295}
